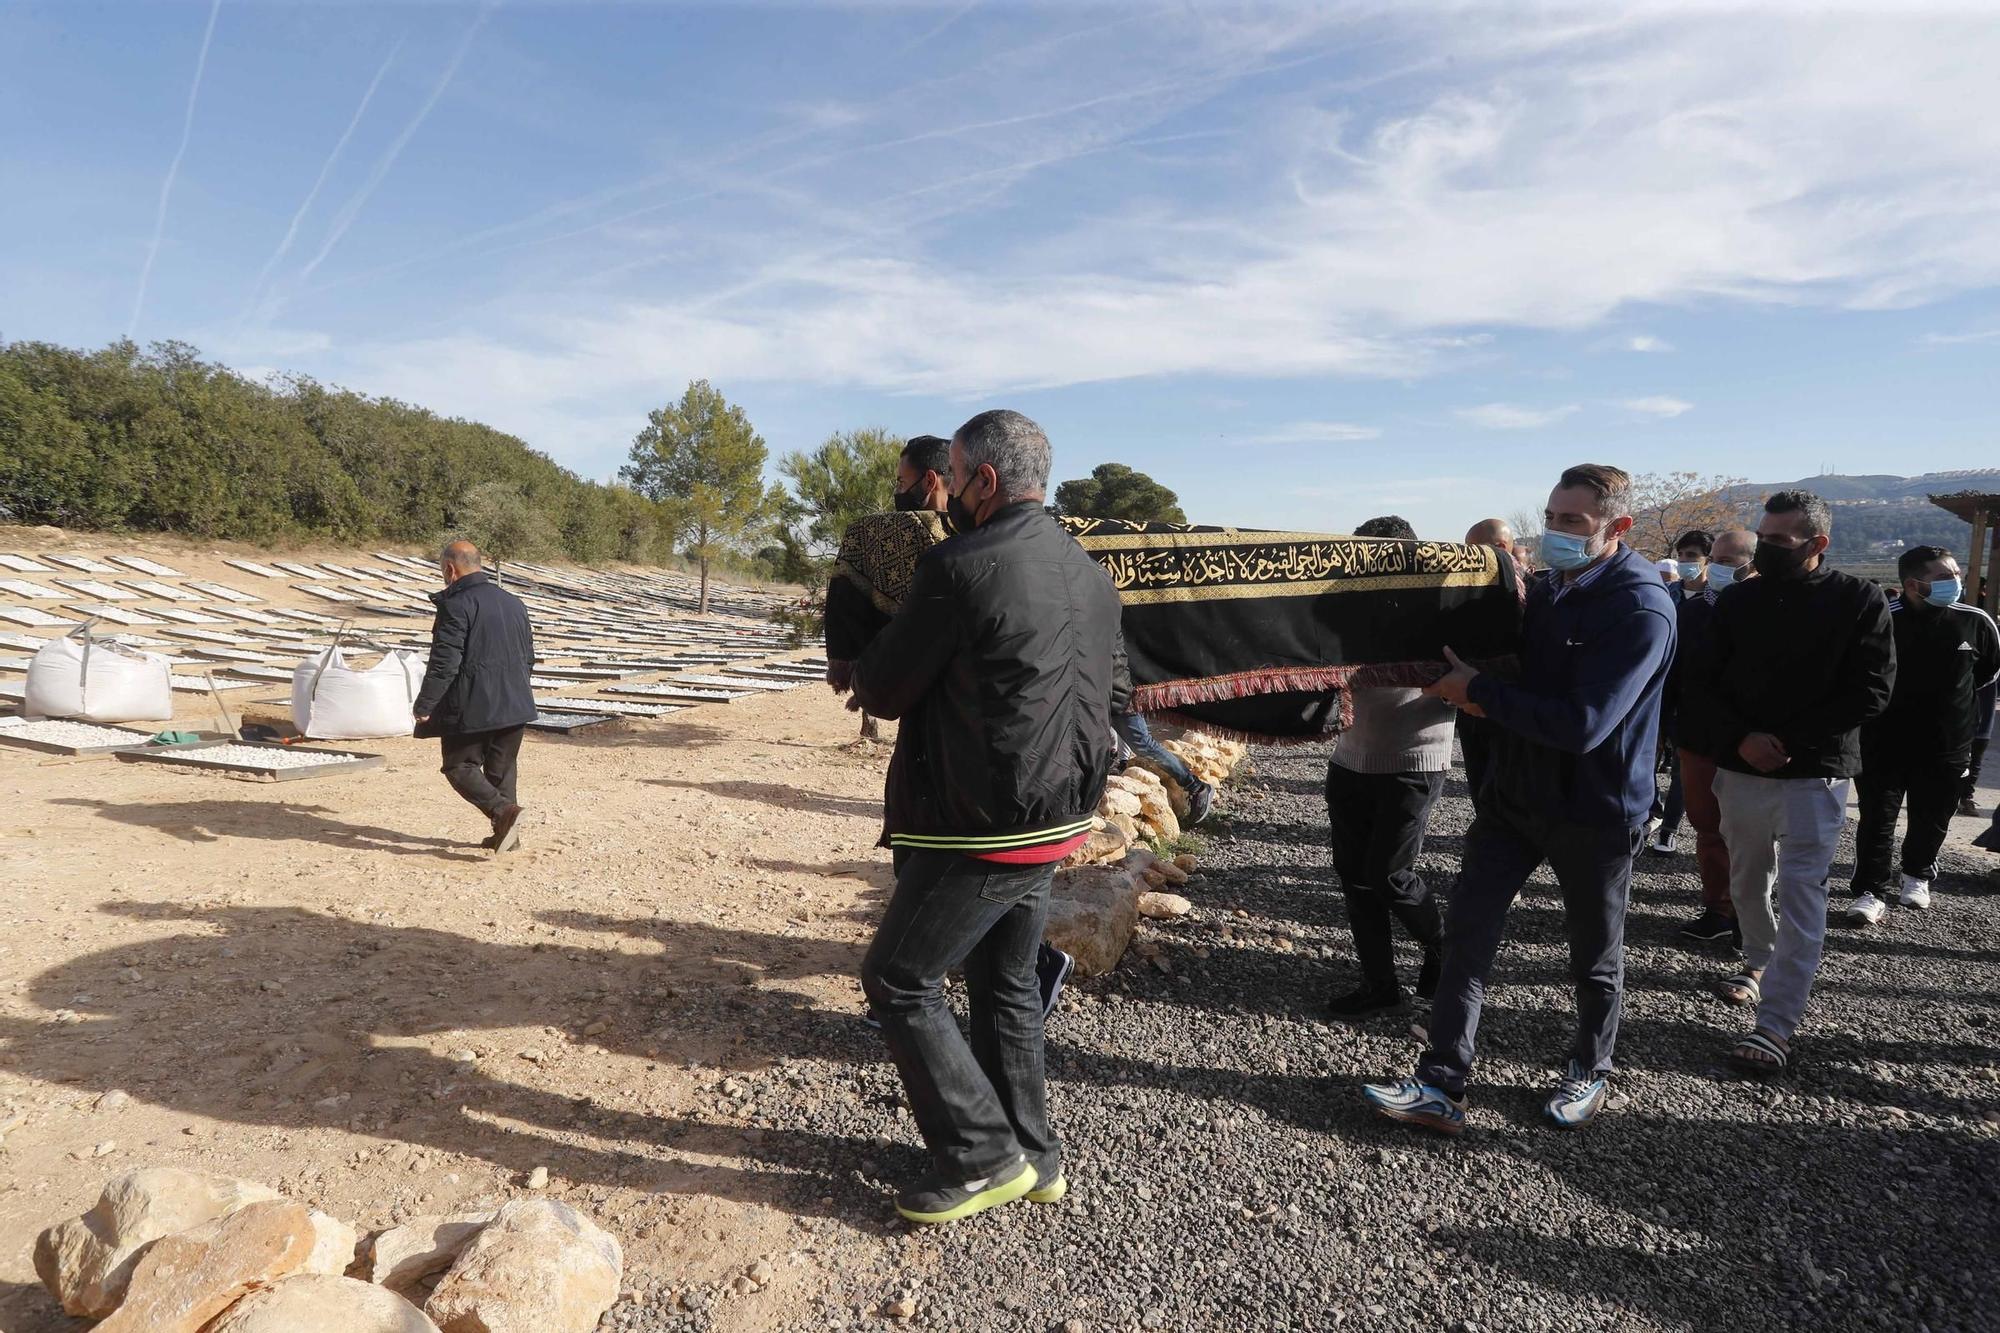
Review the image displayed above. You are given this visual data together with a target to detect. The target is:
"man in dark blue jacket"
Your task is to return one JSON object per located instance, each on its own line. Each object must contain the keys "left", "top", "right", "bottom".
{"left": 1363, "top": 464, "right": 1674, "bottom": 1134}
{"left": 413, "top": 540, "right": 538, "bottom": 854}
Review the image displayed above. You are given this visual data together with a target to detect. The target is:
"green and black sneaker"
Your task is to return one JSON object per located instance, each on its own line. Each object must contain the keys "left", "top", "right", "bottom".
{"left": 894, "top": 1156, "right": 1037, "bottom": 1225}
{"left": 1026, "top": 1149, "right": 1066, "bottom": 1203}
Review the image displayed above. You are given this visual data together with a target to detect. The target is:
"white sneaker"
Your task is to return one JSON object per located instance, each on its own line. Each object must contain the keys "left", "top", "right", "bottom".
{"left": 1897, "top": 875, "right": 1932, "bottom": 909}
{"left": 1649, "top": 831, "right": 1676, "bottom": 853}
{"left": 1847, "top": 891, "right": 1888, "bottom": 925}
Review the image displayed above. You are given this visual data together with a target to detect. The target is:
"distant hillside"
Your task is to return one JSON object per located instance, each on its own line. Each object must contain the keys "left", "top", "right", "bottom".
{"left": 1720, "top": 470, "right": 1995, "bottom": 557}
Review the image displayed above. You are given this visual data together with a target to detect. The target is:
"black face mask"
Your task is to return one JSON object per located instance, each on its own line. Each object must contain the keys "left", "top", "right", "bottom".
{"left": 1752, "top": 538, "right": 1814, "bottom": 581}
{"left": 892, "top": 482, "right": 928, "bottom": 513}
{"left": 946, "top": 476, "right": 983, "bottom": 531}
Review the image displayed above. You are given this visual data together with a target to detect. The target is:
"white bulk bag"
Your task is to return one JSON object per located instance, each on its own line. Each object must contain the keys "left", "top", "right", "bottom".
{"left": 25, "top": 633, "right": 173, "bottom": 722}
{"left": 291, "top": 645, "right": 425, "bottom": 739}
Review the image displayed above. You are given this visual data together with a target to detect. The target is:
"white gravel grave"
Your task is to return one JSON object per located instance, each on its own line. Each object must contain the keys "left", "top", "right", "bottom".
{"left": 0, "top": 718, "right": 153, "bottom": 750}
{"left": 143, "top": 742, "right": 355, "bottom": 769}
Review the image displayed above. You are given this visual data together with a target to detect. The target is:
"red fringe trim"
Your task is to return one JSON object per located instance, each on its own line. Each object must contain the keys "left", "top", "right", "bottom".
{"left": 1134, "top": 656, "right": 1520, "bottom": 746}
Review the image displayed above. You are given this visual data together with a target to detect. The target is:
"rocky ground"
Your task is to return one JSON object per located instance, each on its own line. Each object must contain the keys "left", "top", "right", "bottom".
{"left": 4, "top": 664, "right": 1998, "bottom": 1330}
{"left": 611, "top": 746, "right": 2000, "bottom": 1333}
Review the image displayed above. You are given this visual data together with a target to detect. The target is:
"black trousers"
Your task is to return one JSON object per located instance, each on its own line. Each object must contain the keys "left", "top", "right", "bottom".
{"left": 1326, "top": 763, "right": 1446, "bottom": 987}
{"left": 862, "top": 849, "right": 1056, "bottom": 1180}
{"left": 1964, "top": 736, "right": 1990, "bottom": 805}
{"left": 1853, "top": 753, "right": 1964, "bottom": 893}
{"left": 439, "top": 726, "right": 524, "bottom": 820}
{"left": 1457, "top": 713, "right": 1494, "bottom": 815}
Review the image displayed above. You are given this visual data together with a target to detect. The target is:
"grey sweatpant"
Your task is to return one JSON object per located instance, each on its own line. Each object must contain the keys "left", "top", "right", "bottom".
{"left": 1712, "top": 768, "right": 1850, "bottom": 1041}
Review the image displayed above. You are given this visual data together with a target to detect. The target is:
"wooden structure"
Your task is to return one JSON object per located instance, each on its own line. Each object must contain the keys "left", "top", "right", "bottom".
{"left": 1930, "top": 491, "right": 2000, "bottom": 614}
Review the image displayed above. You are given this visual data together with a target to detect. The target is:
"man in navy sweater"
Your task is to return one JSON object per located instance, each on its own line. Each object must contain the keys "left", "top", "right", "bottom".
{"left": 1362, "top": 465, "right": 1675, "bottom": 1134}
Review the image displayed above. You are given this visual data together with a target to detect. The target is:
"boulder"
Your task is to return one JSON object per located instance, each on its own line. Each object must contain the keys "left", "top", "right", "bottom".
{"left": 1098, "top": 787, "right": 1144, "bottom": 819}
{"left": 1135, "top": 789, "right": 1180, "bottom": 843}
{"left": 304, "top": 1210, "right": 359, "bottom": 1277}
{"left": 423, "top": 1200, "right": 621, "bottom": 1333}
{"left": 1106, "top": 811, "right": 1141, "bottom": 843}
{"left": 95, "top": 1200, "right": 315, "bottom": 1333}
{"left": 1122, "top": 758, "right": 1191, "bottom": 818}
{"left": 1061, "top": 822, "right": 1130, "bottom": 868}
{"left": 1137, "top": 891, "right": 1193, "bottom": 920}
{"left": 1043, "top": 861, "right": 1143, "bottom": 976}
{"left": 206, "top": 1274, "right": 441, "bottom": 1332}
{"left": 361, "top": 1212, "right": 499, "bottom": 1292}
{"left": 34, "top": 1168, "right": 284, "bottom": 1318}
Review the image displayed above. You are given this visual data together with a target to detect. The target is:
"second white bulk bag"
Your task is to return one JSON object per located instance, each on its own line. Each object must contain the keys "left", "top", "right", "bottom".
{"left": 291, "top": 645, "right": 426, "bottom": 739}
{"left": 25, "top": 631, "right": 174, "bottom": 723}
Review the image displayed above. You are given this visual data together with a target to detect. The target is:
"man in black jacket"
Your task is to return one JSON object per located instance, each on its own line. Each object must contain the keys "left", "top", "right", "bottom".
{"left": 1685, "top": 492, "right": 1894, "bottom": 1073}
{"left": 853, "top": 409, "right": 1124, "bottom": 1225}
{"left": 1847, "top": 546, "right": 2000, "bottom": 923}
{"left": 1668, "top": 528, "right": 1756, "bottom": 942}
{"left": 413, "top": 541, "right": 537, "bottom": 854}
{"left": 824, "top": 435, "right": 953, "bottom": 696}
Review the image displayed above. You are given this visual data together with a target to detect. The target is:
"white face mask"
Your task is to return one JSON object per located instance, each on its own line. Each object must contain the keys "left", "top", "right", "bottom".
{"left": 1708, "top": 562, "right": 1742, "bottom": 589}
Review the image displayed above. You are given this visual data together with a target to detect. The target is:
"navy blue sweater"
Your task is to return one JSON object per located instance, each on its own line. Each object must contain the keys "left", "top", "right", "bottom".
{"left": 1466, "top": 542, "right": 1676, "bottom": 828}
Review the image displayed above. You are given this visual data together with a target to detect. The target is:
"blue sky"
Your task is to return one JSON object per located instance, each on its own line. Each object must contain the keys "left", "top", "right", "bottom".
{"left": 4, "top": 1, "right": 1999, "bottom": 539}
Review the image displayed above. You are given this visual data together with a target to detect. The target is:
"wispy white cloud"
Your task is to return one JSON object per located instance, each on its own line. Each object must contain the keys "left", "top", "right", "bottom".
{"left": 298, "top": 7, "right": 489, "bottom": 282}
{"left": 1236, "top": 421, "right": 1382, "bottom": 444}
{"left": 1455, "top": 402, "right": 1578, "bottom": 430}
{"left": 128, "top": 0, "right": 221, "bottom": 337}
{"left": 1921, "top": 328, "right": 2000, "bottom": 345}
{"left": 1619, "top": 395, "right": 1694, "bottom": 419}
{"left": 1625, "top": 334, "right": 1673, "bottom": 353}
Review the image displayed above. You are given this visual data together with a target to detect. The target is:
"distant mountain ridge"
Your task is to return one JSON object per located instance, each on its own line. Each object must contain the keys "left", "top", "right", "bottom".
{"left": 1716, "top": 470, "right": 1997, "bottom": 558}
{"left": 1724, "top": 469, "right": 2000, "bottom": 504}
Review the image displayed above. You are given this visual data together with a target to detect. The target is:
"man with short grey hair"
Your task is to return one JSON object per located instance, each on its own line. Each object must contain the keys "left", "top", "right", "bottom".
{"left": 853, "top": 408, "right": 1125, "bottom": 1224}
{"left": 1683, "top": 490, "right": 1894, "bottom": 1073}
{"left": 414, "top": 539, "right": 538, "bottom": 853}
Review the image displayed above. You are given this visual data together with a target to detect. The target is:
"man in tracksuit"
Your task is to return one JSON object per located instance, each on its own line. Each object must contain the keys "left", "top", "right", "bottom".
{"left": 852, "top": 409, "right": 1125, "bottom": 1224}
{"left": 1363, "top": 465, "right": 1674, "bottom": 1134}
{"left": 1684, "top": 490, "right": 1895, "bottom": 1073}
{"left": 1846, "top": 545, "right": 1999, "bottom": 923}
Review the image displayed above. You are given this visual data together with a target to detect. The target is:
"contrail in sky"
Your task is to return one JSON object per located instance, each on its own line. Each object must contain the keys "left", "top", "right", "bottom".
{"left": 244, "top": 38, "right": 403, "bottom": 319}
{"left": 128, "top": 0, "right": 222, "bottom": 338}
{"left": 298, "top": 6, "right": 489, "bottom": 284}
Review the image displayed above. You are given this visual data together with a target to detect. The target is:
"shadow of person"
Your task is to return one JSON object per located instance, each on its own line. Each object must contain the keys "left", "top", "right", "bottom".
{"left": 641, "top": 777, "right": 883, "bottom": 819}
{"left": 49, "top": 796, "right": 487, "bottom": 862}
{"left": 3, "top": 901, "right": 888, "bottom": 1227}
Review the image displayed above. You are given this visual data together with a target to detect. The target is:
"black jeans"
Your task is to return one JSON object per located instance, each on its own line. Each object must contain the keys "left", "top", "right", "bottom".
{"left": 1650, "top": 746, "right": 1685, "bottom": 837}
{"left": 1964, "top": 736, "right": 1991, "bottom": 805}
{"left": 1325, "top": 763, "right": 1445, "bottom": 987}
{"left": 861, "top": 848, "right": 1057, "bottom": 1180}
{"left": 439, "top": 726, "right": 524, "bottom": 819}
{"left": 1114, "top": 712, "right": 1204, "bottom": 792}
{"left": 1457, "top": 713, "right": 1494, "bottom": 815}
{"left": 1853, "top": 753, "right": 1964, "bottom": 892}
{"left": 1417, "top": 800, "right": 1641, "bottom": 1099}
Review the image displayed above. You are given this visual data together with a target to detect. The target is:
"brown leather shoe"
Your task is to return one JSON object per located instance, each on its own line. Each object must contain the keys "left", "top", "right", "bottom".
{"left": 490, "top": 805, "right": 525, "bottom": 854}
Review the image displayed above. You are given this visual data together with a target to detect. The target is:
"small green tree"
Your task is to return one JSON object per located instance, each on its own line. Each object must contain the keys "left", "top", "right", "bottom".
{"left": 443, "top": 480, "right": 563, "bottom": 560}
{"left": 776, "top": 426, "right": 903, "bottom": 584}
{"left": 620, "top": 380, "right": 775, "bottom": 611}
{"left": 1054, "top": 462, "right": 1187, "bottom": 524}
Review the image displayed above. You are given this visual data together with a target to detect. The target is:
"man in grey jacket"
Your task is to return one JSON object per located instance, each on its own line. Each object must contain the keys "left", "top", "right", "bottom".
{"left": 1325, "top": 516, "right": 1455, "bottom": 1015}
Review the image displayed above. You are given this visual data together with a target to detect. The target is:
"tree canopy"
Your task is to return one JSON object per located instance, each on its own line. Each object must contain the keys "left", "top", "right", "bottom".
{"left": 1053, "top": 462, "right": 1187, "bottom": 524}
{"left": 773, "top": 426, "right": 903, "bottom": 586}
{"left": 620, "top": 379, "right": 781, "bottom": 610}
{"left": 0, "top": 338, "right": 679, "bottom": 566}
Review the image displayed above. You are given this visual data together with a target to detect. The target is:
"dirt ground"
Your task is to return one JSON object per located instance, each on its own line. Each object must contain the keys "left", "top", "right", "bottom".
{"left": 0, "top": 529, "right": 898, "bottom": 1330}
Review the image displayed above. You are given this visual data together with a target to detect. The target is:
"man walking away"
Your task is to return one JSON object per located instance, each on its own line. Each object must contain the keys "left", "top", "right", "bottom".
{"left": 1114, "top": 708, "right": 1215, "bottom": 826}
{"left": 1683, "top": 491, "right": 1894, "bottom": 1073}
{"left": 1325, "top": 515, "right": 1452, "bottom": 1016}
{"left": 853, "top": 410, "right": 1123, "bottom": 1224}
{"left": 1673, "top": 529, "right": 1757, "bottom": 942}
{"left": 1848, "top": 547, "right": 2000, "bottom": 923}
{"left": 1962, "top": 674, "right": 1997, "bottom": 816}
{"left": 1363, "top": 466, "right": 1674, "bottom": 1134}
{"left": 413, "top": 540, "right": 537, "bottom": 854}
{"left": 1647, "top": 529, "right": 1714, "bottom": 855}
{"left": 1456, "top": 517, "right": 1515, "bottom": 814}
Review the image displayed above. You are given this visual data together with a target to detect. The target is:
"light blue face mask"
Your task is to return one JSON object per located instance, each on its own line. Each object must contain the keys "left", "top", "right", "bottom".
{"left": 1923, "top": 576, "right": 1962, "bottom": 609}
{"left": 1539, "top": 528, "right": 1600, "bottom": 572}
{"left": 1707, "top": 562, "right": 1742, "bottom": 590}
{"left": 1674, "top": 560, "right": 1705, "bottom": 582}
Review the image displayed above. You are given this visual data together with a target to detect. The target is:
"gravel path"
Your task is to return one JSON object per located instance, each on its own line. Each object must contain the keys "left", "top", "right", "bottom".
{"left": 612, "top": 744, "right": 2000, "bottom": 1333}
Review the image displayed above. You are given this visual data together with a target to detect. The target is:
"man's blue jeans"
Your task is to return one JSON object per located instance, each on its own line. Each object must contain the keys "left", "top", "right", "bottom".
{"left": 861, "top": 849, "right": 1058, "bottom": 1180}
{"left": 1114, "top": 712, "right": 1204, "bottom": 792}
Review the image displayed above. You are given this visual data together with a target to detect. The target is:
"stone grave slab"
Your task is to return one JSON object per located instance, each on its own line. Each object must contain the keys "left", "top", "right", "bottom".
{"left": 533, "top": 696, "right": 684, "bottom": 718}
{"left": 0, "top": 717, "right": 160, "bottom": 756}
{"left": 0, "top": 607, "right": 74, "bottom": 627}
{"left": 53, "top": 578, "right": 138, "bottom": 601}
{"left": 121, "top": 579, "right": 202, "bottom": 601}
{"left": 115, "top": 738, "right": 385, "bottom": 781}
{"left": 108, "top": 555, "right": 184, "bottom": 577}
{"left": 67, "top": 605, "right": 166, "bottom": 626}
{"left": 148, "top": 607, "right": 233, "bottom": 624}
{"left": 187, "top": 580, "right": 260, "bottom": 603}
{"left": 268, "top": 607, "right": 340, "bottom": 624}
{"left": 0, "top": 578, "right": 62, "bottom": 599}
{"left": 203, "top": 604, "right": 282, "bottom": 625}
{"left": 525, "top": 711, "right": 619, "bottom": 734}
{"left": 295, "top": 584, "right": 363, "bottom": 603}
{"left": 604, "top": 684, "right": 751, "bottom": 703}
{"left": 0, "top": 631, "right": 50, "bottom": 650}
{"left": 273, "top": 560, "right": 331, "bottom": 578}
{"left": 0, "top": 555, "right": 55, "bottom": 573}
{"left": 674, "top": 673, "right": 802, "bottom": 691}
{"left": 43, "top": 554, "right": 120, "bottom": 573}
{"left": 224, "top": 559, "right": 288, "bottom": 579}
{"left": 170, "top": 674, "right": 261, "bottom": 692}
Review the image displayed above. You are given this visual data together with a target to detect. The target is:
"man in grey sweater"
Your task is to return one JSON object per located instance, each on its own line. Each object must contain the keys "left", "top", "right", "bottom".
{"left": 1325, "top": 516, "right": 1457, "bottom": 1015}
